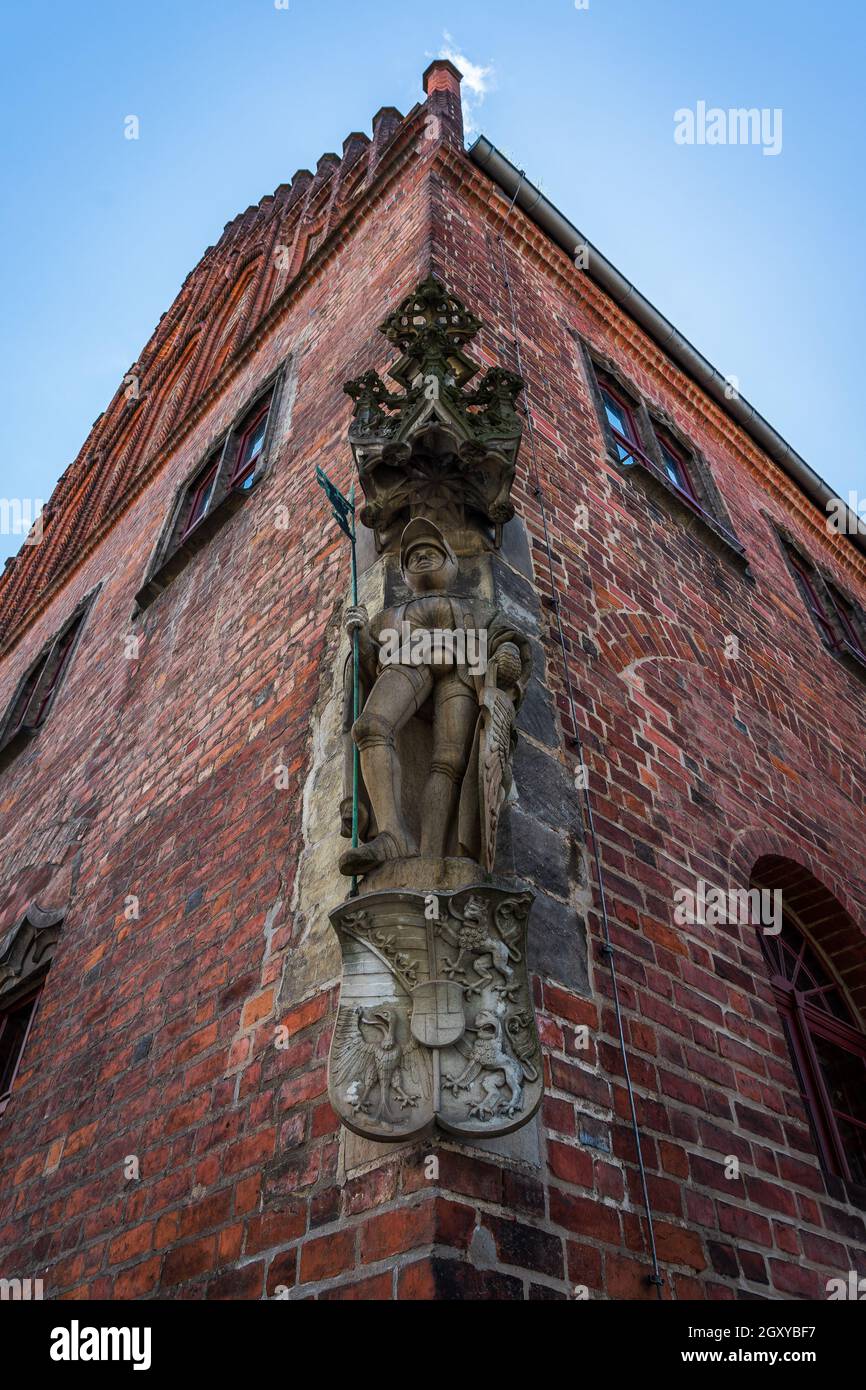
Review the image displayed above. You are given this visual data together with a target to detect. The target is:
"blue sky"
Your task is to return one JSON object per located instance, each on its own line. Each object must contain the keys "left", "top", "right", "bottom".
{"left": 1, "top": 0, "right": 863, "bottom": 564}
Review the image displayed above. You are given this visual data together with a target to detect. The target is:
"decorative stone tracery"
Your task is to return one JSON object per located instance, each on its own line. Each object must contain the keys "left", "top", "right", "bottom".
{"left": 344, "top": 276, "right": 525, "bottom": 552}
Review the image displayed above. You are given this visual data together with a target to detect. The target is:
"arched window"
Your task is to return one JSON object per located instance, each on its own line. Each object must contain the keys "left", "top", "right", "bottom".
{"left": 759, "top": 912, "right": 866, "bottom": 1186}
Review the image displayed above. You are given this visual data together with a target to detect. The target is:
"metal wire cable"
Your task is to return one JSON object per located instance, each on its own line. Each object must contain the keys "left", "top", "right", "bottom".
{"left": 492, "top": 174, "right": 664, "bottom": 1297}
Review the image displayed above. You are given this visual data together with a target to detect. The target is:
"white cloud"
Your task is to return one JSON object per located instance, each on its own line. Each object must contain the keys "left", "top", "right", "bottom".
{"left": 437, "top": 33, "right": 495, "bottom": 137}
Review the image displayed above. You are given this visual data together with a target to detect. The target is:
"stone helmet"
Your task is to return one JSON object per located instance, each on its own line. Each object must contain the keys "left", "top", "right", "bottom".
{"left": 399, "top": 518, "right": 457, "bottom": 579}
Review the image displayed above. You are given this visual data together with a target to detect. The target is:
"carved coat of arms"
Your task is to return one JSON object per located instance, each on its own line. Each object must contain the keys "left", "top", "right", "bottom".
{"left": 328, "top": 886, "right": 542, "bottom": 1140}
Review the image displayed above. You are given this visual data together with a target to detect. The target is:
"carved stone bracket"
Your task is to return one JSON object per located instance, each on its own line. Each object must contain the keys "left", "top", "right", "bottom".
{"left": 0, "top": 853, "right": 75, "bottom": 1003}
{"left": 328, "top": 885, "right": 541, "bottom": 1142}
{"left": 344, "top": 277, "right": 525, "bottom": 550}
{"left": 0, "top": 903, "right": 64, "bottom": 1002}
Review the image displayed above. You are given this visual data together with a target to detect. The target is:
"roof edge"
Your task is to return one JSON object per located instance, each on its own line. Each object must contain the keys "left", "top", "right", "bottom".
{"left": 469, "top": 135, "right": 866, "bottom": 559}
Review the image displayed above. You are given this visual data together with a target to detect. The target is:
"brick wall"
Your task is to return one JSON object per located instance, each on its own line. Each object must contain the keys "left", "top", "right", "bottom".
{"left": 0, "top": 64, "right": 864, "bottom": 1301}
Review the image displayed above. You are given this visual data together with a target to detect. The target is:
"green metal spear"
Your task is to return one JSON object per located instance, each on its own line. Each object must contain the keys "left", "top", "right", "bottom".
{"left": 315, "top": 466, "right": 360, "bottom": 897}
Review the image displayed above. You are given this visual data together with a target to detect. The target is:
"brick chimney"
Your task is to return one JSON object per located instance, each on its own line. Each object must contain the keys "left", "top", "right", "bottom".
{"left": 422, "top": 58, "right": 464, "bottom": 147}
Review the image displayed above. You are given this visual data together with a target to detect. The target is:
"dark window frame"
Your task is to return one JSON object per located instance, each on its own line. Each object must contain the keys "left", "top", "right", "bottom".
{"left": 0, "top": 587, "right": 99, "bottom": 771}
{"left": 778, "top": 531, "right": 866, "bottom": 677}
{"left": 760, "top": 917, "right": 866, "bottom": 1186}
{"left": 598, "top": 380, "right": 642, "bottom": 464}
{"left": 228, "top": 398, "right": 271, "bottom": 490}
{"left": 654, "top": 428, "right": 700, "bottom": 506}
{"left": 826, "top": 582, "right": 866, "bottom": 662}
{"left": 582, "top": 346, "right": 748, "bottom": 568}
{"left": 786, "top": 546, "right": 838, "bottom": 646}
{"left": 0, "top": 983, "right": 43, "bottom": 1116}
{"left": 134, "top": 360, "right": 289, "bottom": 613}
{"left": 178, "top": 454, "right": 221, "bottom": 543}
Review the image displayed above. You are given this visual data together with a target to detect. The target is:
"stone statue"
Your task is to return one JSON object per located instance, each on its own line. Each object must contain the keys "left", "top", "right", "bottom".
{"left": 326, "top": 277, "right": 543, "bottom": 1141}
{"left": 338, "top": 518, "right": 531, "bottom": 878}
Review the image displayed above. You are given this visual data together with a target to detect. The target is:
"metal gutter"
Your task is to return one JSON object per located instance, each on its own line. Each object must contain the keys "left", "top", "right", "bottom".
{"left": 469, "top": 136, "right": 866, "bottom": 558}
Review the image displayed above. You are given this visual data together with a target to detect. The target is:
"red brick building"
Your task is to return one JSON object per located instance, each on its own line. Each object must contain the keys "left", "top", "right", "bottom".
{"left": 1, "top": 61, "right": 864, "bottom": 1302}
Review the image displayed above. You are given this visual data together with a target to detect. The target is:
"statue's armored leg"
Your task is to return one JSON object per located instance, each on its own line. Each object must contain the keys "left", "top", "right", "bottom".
{"left": 340, "top": 664, "right": 432, "bottom": 874}
{"left": 421, "top": 680, "right": 477, "bottom": 859}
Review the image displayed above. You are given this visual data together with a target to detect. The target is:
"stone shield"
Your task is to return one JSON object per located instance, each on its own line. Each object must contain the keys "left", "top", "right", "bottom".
{"left": 410, "top": 979, "right": 465, "bottom": 1047}
{"left": 328, "top": 886, "right": 542, "bottom": 1141}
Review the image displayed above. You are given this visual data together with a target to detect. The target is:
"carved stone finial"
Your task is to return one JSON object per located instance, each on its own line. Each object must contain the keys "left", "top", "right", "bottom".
{"left": 379, "top": 275, "right": 482, "bottom": 374}
{"left": 343, "top": 276, "right": 525, "bottom": 551}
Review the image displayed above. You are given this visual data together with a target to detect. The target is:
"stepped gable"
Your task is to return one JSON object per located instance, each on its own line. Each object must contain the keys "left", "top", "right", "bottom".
{"left": 0, "top": 89, "right": 435, "bottom": 652}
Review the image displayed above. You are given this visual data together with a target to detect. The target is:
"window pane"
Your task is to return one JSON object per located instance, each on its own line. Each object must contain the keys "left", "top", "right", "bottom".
{"left": 0, "top": 998, "right": 36, "bottom": 1096}
{"left": 659, "top": 442, "right": 687, "bottom": 490}
{"left": 787, "top": 551, "right": 836, "bottom": 644}
{"left": 33, "top": 627, "right": 77, "bottom": 726}
{"left": 835, "top": 1117, "right": 866, "bottom": 1186}
{"left": 827, "top": 589, "right": 865, "bottom": 656}
{"left": 7, "top": 665, "right": 43, "bottom": 734}
{"left": 600, "top": 390, "right": 637, "bottom": 463}
{"left": 243, "top": 416, "right": 267, "bottom": 465}
{"left": 193, "top": 478, "right": 215, "bottom": 520}
{"left": 233, "top": 405, "right": 270, "bottom": 489}
{"left": 763, "top": 914, "right": 853, "bottom": 1023}
{"left": 183, "top": 464, "right": 217, "bottom": 534}
{"left": 812, "top": 1033, "right": 866, "bottom": 1122}
{"left": 811, "top": 1032, "right": 866, "bottom": 1184}
{"left": 601, "top": 390, "right": 631, "bottom": 439}
{"left": 781, "top": 1015, "right": 827, "bottom": 1168}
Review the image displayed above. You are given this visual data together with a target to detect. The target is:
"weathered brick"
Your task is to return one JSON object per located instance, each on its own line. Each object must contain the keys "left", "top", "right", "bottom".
{"left": 549, "top": 1189, "right": 621, "bottom": 1245}
{"left": 359, "top": 1203, "right": 433, "bottom": 1263}
{"left": 548, "top": 1138, "right": 593, "bottom": 1188}
{"left": 298, "top": 1229, "right": 355, "bottom": 1283}
{"left": 163, "top": 1236, "right": 219, "bottom": 1286}
{"left": 482, "top": 1215, "right": 564, "bottom": 1279}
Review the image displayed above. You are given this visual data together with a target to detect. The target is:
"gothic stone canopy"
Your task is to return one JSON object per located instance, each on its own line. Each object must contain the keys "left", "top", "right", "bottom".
{"left": 344, "top": 277, "right": 525, "bottom": 550}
